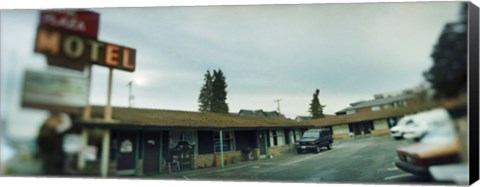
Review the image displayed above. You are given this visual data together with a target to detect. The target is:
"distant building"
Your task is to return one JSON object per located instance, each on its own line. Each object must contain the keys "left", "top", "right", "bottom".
{"left": 238, "top": 109, "right": 285, "bottom": 118}
{"left": 309, "top": 87, "right": 438, "bottom": 139}
{"left": 335, "top": 94, "right": 420, "bottom": 115}
{"left": 334, "top": 85, "right": 432, "bottom": 116}
{"left": 294, "top": 116, "right": 311, "bottom": 122}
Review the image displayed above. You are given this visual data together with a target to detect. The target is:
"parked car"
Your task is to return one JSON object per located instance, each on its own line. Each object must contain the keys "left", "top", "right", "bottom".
{"left": 394, "top": 124, "right": 460, "bottom": 177}
{"left": 390, "top": 115, "right": 415, "bottom": 140}
{"left": 402, "top": 108, "right": 454, "bottom": 141}
{"left": 295, "top": 128, "right": 333, "bottom": 153}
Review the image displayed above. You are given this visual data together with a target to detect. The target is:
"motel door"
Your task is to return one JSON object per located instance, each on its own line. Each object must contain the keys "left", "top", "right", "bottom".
{"left": 352, "top": 125, "right": 362, "bottom": 135}
{"left": 257, "top": 130, "right": 268, "bottom": 155}
{"left": 143, "top": 131, "right": 161, "bottom": 174}
{"left": 361, "top": 122, "right": 373, "bottom": 135}
{"left": 116, "top": 130, "right": 138, "bottom": 175}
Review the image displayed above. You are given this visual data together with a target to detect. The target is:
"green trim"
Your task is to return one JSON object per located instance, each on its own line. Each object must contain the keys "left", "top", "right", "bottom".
{"left": 134, "top": 130, "right": 140, "bottom": 176}
{"left": 264, "top": 130, "right": 269, "bottom": 159}
{"left": 114, "top": 130, "right": 119, "bottom": 176}
{"left": 159, "top": 131, "right": 163, "bottom": 174}
{"left": 140, "top": 131, "right": 144, "bottom": 160}
{"left": 219, "top": 130, "right": 224, "bottom": 169}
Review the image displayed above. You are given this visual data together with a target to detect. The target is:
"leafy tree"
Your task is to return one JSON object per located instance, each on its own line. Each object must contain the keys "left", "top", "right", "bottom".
{"left": 198, "top": 69, "right": 229, "bottom": 113}
{"left": 424, "top": 3, "right": 468, "bottom": 99}
{"left": 309, "top": 89, "right": 324, "bottom": 119}
{"left": 211, "top": 69, "right": 229, "bottom": 113}
{"left": 198, "top": 70, "right": 213, "bottom": 112}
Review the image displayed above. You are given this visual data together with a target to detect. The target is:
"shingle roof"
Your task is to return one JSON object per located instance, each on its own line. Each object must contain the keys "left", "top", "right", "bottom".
{"left": 82, "top": 106, "right": 306, "bottom": 129}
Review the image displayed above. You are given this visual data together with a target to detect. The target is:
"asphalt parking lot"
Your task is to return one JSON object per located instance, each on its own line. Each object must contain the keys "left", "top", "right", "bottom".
{"left": 147, "top": 135, "right": 452, "bottom": 185}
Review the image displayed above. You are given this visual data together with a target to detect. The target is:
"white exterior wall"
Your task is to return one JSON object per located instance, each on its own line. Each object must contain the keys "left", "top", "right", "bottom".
{"left": 277, "top": 129, "right": 285, "bottom": 146}
{"left": 373, "top": 119, "right": 389, "bottom": 130}
{"left": 333, "top": 124, "right": 349, "bottom": 135}
{"left": 269, "top": 130, "right": 274, "bottom": 146}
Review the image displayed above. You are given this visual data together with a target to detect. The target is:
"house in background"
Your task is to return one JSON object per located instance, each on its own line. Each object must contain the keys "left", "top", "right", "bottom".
{"left": 305, "top": 86, "right": 455, "bottom": 139}
{"left": 335, "top": 85, "right": 431, "bottom": 116}
{"left": 238, "top": 109, "right": 285, "bottom": 118}
{"left": 294, "top": 116, "right": 311, "bottom": 122}
{"left": 335, "top": 94, "right": 421, "bottom": 116}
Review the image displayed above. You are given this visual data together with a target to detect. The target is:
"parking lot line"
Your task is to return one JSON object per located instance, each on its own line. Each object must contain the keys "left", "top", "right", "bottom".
{"left": 283, "top": 154, "right": 319, "bottom": 166}
{"left": 282, "top": 146, "right": 345, "bottom": 166}
{"left": 383, "top": 173, "right": 413, "bottom": 180}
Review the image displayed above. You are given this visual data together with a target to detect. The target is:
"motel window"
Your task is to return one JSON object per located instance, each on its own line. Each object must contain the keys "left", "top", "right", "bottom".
{"left": 276, "top": 130, "right": 285, "bottom": 145}
{"left": 169, "top": 131, "right": 197, "bottom": 154}
{"left": 294, "top": 129, "right": 301, "bottom": 141}
{"left": 271, "top": 130, "right": 278, "bottom": 146}
{"left": 214, "top": 131, "right": 234, "bottom": 152}
{"left": 371, "top": 106, "right": 380, "bottom": 111}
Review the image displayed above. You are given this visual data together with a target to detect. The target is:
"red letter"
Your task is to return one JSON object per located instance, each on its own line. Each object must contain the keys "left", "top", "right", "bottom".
{"left": 35, "top": 27, "right": 60, "bottom": 55}
{"left": 105, "top": 44, "right": 119, "bottom": 66}
{"left": 122, "top": 48, "right": 135, "bottom": 71}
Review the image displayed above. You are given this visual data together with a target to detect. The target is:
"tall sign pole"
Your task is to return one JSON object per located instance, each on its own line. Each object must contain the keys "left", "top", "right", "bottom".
{"left": 105, "top": 67, "right": 113, "bottom": 121}
{"left": 82, "top": 64, "right": 93, "bottom": 120}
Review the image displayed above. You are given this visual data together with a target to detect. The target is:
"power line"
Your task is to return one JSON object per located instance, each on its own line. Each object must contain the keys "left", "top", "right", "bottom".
{"left": 274, "top": 99, "right": 282, "bottom": 114}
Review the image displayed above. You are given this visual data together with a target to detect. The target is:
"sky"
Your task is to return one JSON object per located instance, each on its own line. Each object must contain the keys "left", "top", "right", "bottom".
{"left": 1, "top": 2, "right": 462, "bottom": 140}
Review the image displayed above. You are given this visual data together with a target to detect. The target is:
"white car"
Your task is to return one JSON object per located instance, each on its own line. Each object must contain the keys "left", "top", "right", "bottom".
{"left": 402, "top": 108, "right": 454, "bottom": 141}
{"left": 390, "top": 115, "right": 415, "bottom": 139}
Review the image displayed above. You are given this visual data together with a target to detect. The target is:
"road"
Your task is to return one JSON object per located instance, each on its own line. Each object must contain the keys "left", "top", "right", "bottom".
{"left": 148, "top": 136, "right": 451, "bottom": 185}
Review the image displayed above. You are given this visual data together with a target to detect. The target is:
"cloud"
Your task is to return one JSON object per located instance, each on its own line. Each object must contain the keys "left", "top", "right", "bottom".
{"left": 1, "top": 2, "right": 462, "bottom": 139}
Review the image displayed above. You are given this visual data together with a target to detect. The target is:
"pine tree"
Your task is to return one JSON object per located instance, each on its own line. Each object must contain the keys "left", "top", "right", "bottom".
{"left": 198, "top": 70, "right": 213, "bottom": 112}
{"left": 423, "top": 3, "right": 467, "bottom": 99}
{"left": 309, "top": 89, "right": 324, "bottom": 119}
{"left": 211, "top": 69, "right": 229, "bottom": 113}
{"left": 198, "top": 69, "right": 229, "bottom": 113}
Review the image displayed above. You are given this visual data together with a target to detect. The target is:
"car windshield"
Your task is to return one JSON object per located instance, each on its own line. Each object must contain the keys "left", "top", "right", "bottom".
{"left": 420, "top": 126, "right": 456, "bottom": 145}
{"left": 303, "top": 131, "right": 319, "bottom": 138}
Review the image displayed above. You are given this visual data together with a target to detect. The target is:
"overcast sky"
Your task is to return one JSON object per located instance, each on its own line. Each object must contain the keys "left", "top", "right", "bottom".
{"left": 1, "top": 2, "right": 461, "bottom": 139}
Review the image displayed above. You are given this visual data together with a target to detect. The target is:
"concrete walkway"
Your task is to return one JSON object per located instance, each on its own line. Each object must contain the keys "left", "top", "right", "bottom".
{"left": 141, "top": 139, "right": 349, "bottom": 180}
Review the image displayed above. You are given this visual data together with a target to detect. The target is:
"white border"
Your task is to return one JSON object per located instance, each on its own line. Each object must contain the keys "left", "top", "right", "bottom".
{"left": 1, "top": 1, "right": 478, "bottom": 187}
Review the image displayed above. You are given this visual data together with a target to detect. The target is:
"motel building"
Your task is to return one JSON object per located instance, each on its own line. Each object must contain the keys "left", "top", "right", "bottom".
{"left": 69, "top": 106, "right": 310, "bottom": 177}
{"left": 63, "top": 90, "right": 462, "bottom": 177}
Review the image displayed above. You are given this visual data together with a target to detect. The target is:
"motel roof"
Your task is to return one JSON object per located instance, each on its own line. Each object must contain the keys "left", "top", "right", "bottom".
{"left": 76, "top": 98, "right": 465, "bottom": 130}
{"left": 77, "top": 106, "right": 309, "bottom": 130}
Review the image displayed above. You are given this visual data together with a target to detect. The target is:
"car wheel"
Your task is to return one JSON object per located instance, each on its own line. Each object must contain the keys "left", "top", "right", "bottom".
{"left": 327, "top": 143, "right": 332, "bottom": 150}
{"left": 296, "top": 149, "right": 302, "bottom": 154}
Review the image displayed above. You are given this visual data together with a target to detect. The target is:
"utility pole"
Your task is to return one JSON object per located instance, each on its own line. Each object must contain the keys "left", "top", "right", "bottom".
{"left": 127, "top": 81, "right": 134, "bottom": 108}
{"left": 274, "top": 99, "right": 282, "bottom": 114}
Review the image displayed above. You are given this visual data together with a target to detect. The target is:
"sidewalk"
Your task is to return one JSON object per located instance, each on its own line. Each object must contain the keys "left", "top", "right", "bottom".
{"left": 142, "top": 140, "right": 351, "bottom": 179}
{"left": 143, "top": 151, "right": 299, "bottom": 179}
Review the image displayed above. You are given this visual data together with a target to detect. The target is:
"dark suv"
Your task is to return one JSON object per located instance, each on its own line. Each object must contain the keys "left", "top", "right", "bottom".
{"left": 295, "top": 128, "right": 333, "bottom": 153}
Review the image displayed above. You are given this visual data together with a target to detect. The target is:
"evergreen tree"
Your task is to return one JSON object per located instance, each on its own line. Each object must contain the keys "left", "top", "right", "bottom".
{"left": 423, "top": 3, "right": 467, "bottom": 99}
{"left": 211, "top": 69, "right": 229, "bottom": 113}
{"left": 198, "top": 69, "right": 229, "bottom": 113}
{"left": 309, "top": 89, "right": 324, "bottom": 119}
{"left": 198, "top": 70, "right": 213, "bottom": 112}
